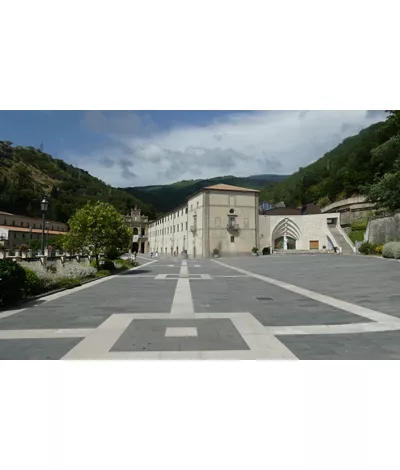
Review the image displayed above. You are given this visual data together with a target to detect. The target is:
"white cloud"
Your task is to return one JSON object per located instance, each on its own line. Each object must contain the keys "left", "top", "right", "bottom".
{"left": 66, "top": 110, "right": 386, "bottom": 187}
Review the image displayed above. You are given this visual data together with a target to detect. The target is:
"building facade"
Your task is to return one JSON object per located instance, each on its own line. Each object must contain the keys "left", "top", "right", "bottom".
{"left": 148, "top": 183, "right": 353, "bottom": 257}
{"left": 149, "top": 184, "right": 260, "bottom": 258}
{"left": 124, "top": 206, "right": 151, "bottom": 254}
{"left": 0, "top": 210, "right": 69, "bottom": 249}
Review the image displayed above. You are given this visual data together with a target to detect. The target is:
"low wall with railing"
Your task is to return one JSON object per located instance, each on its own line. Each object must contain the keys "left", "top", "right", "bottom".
{"left": 0, "top": 252, "right": 93, "bottom": 269}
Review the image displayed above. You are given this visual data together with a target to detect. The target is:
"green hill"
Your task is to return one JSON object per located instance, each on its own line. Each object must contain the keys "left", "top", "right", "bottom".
{"left": 0, "top": 141, "right": 156, "bottom": 223}
{"left": 260, "top": 116, "right": 400, "bottom": 209}
{"left": 122, "top": 174, "right": 287, "bottom": 214}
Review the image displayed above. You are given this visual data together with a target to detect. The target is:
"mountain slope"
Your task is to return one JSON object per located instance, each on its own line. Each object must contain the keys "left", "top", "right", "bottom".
{"left": 0, "top": 141, "right": 155, "bottom": 222}
{"left": 122, "top": 174, "right": 287, "bottom": 214}
{"left": 260, "top": 119, "right": 398, "bottom": 208}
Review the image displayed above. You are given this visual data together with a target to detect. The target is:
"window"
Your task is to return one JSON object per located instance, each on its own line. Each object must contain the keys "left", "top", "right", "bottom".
{"left": 21, "top": 222, "right": 23, "bottom": 227}
{"left": 12, "top": 220, "right": 15, "bottom": 226}
{"left": 181, "top": 223, "right": 183, "bottom": 230}
{"left": 185, "top": 222, "right": 188, "bottom": 230}
{"left": 197, "top": 202, "right": 199, "bottom": 208}
{"left": 230, "top": 236, "right": 235, "bottom": 243}
{"left": 177, "top": 225, "right": 179, "bottom": 232}
{"left": 185, "top": 208, "right": 188, "bottom": 214}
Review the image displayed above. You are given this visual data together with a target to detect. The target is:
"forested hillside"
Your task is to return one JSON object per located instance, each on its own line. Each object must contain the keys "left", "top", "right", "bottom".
{"left": 123, "top": 174, "right": 287, "bottom": 214}
{"left": 0, "top": 142, "right": 156, "bottom": 222}
{"left": 260, "top": 112, "right": 400, "bottom": 210}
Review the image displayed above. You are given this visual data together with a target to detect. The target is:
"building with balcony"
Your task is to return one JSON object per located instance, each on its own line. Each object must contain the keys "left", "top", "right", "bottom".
{"left": 147, "top": 183, "right": 350, "bottom": 257}
{"left": 124, "top": 206, "right": 152, "bottom": 254}
{"left": 0, "top": 210, "right": 69, "bottom": 249}
{"left": 148, "top": 184, "right": 260, "bottom": 258}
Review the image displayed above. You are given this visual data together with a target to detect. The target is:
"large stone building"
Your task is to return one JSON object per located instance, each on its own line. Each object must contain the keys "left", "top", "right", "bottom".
{"left": 148, "top": 183, "right": 355, "bottom": 257}
{"left": 0, "top": 210, "right": 69, "bottom": 249}
{"left": 124, "top": 206, "right": 151, "bottom": 254}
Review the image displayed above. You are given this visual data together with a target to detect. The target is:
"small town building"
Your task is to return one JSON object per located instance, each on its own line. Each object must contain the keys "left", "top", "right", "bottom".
{"left": 0, "top": 210, "right": 69, "bottom": 249}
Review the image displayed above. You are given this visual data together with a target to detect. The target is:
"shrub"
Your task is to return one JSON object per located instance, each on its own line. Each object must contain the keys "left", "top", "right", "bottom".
{"left": 105, "top": 247, "right": 121, "bottom": 260}
{"left": 96, "top": 269, "right": 111, "bottom": 277}
{"left": 98, "top": 259, "right": 116, "bottom": 271}
{"left": 358, "top": 242, "right": 377, "bottom": 255}
{"left": 351, "top": 218, "right": 368, "bottom": 231}
{"left": 0, "top": 259, "right": 27, "bottom": 306}
{"left": 60, "top": 264, "right": 97, "bottom": 279}
{"left": 53, "top": 277, "right": 81, "bottom": 289}
{"left": 23, "top": 267, "right": 43, "bottom": 296}
{"left": 375, "top": 244, "right": 383, "bottom": 255}
{"left": 19, "top": 244, "right": 29, "bottom": 252}
{"left": 252, "top": 247, "right": 259, "bottom": 253}
{"left": 382, "top": 241, "right": 400, "bottom": 259}
{"left": 212, "top": 248, "right": 220, "bottom": 256}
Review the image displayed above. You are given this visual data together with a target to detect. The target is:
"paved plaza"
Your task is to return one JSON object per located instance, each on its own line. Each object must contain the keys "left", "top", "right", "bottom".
{"left": 1, "top": 254, "right": 400, "bottom": 359}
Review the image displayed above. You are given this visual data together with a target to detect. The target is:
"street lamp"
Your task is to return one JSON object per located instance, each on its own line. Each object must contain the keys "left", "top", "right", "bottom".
{"left": 29, "top": 225, "right": 32, "bottom": 250}
{"left": 40, "top": 197, "right": 49, "bottom": 256}
{"left": 46, "top": 221, "right": 50, "bottom": 249}
{"left": 183, "top": 235, "right": 186, "bottom": 252}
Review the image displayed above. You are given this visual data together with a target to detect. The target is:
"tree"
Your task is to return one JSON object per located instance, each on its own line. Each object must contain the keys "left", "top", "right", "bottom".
{"left": 365, "top": 160, "right": 400, "bottom": 213}
{"left": 62, "top": 202, "right": 132, "bottom": 267}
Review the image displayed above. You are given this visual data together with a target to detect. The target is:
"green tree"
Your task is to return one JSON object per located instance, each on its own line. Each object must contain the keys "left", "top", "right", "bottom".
{"left": 365, "top": 160, "right": 400, "bottom": 213}
{"left": 62, "top": 202, "right": 132, "bottom": 267}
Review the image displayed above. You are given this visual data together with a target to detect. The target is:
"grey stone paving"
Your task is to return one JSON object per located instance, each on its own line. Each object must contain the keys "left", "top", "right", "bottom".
{"left": 111, "top": 318, "right": 250, "bottom": 352}
{"left": 219, "top": 255, "right": 400, "bottom": 318}
{"left": 277, "top": 330, "right": 400, "bottom": 360}
{"left": 191, "top": 277, "right": 370, "bottom": 326}
{"left": 1, "top": 255, "right": 400, "bottom": 359}
{"left": 0, "top": 338, "right": 82, "bottom": 360}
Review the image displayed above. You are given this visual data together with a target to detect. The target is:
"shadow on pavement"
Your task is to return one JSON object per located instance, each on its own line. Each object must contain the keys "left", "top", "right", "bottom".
{"left": 119, "top": 269, "right": 152, "bottom": 275}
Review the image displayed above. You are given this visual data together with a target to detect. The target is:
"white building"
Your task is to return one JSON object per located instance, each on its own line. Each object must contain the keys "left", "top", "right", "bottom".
{"left": 148, "top": 184, "right": 355, "bottom": 258}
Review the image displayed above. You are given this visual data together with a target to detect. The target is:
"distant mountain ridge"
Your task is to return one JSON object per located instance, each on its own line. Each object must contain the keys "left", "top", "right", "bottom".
{"left": 122, "top": 174, "right": 288, "bottom": 214}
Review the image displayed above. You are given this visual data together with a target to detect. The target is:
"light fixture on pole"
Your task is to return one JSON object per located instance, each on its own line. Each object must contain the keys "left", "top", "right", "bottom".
{"left": 29, "top": 224, "right": 32, "bottom": 250}
{"left": 40, "top": 197, "right": 49, "bottom": 256}
{"left": 46, "top": 221, "right": 50, "bottom": 249}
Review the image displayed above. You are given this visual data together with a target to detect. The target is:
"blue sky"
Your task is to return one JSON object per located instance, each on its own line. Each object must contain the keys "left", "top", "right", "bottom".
{"left": 0, "top": 110, "right": 386, "bottom": 187}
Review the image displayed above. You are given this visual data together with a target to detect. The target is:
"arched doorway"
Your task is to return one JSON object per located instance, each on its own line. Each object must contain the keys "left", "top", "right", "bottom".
{"left": 132, "top": 227, "right": 139, "bottom": 253}
{"left": 274, "top": 236, "right": 296, "bottom": 250}
{"left": 271, "top": 218, "right": 301, "bottom": 250}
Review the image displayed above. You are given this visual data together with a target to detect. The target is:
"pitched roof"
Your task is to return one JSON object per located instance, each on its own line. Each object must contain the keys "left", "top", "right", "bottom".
{"left": 203, "top": 183, "right": 260, "bottom": 193}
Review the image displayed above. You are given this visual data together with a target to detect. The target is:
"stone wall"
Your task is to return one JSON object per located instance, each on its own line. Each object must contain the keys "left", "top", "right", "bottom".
{"left": 366, "top": 211, "right": 400, "bottom": 244}
{"left": 0, "top": 253, "right": 92, "bottom": 269}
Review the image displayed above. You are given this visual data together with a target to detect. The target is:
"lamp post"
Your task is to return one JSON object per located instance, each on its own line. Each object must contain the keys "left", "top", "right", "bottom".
{"left": 46, "top": 221, "right": 50, "bottom": 249}
{"left": 40, "top": 197, "right": 49, "bottom": 256}
{"left": 183, "top": 235, "right": 186, "bottom": 252}
{"left": 29, "top": 225, "right": 32, "bottom": 250}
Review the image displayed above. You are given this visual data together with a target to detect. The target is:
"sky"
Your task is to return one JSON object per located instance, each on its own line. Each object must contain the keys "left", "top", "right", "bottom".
{"left": 0, "top": 110, "right": 386, "bottom": 188}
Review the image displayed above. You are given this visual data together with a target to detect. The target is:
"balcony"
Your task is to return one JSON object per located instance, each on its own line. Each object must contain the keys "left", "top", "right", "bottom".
{"left": 227, "top": 222, "right": 239, "bottom": 232}
{"left": 190, "top": 225, "right": 197, "bottom": 233}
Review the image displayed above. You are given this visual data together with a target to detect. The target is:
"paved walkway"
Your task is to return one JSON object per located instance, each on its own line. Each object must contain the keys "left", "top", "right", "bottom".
{"left": 1, "top": 254, "right": 400, "bottom": 359}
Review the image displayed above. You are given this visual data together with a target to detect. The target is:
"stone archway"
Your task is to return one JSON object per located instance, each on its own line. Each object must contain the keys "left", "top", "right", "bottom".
{"left": 271, "top": 218, "right": 301, "bottom": 250}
